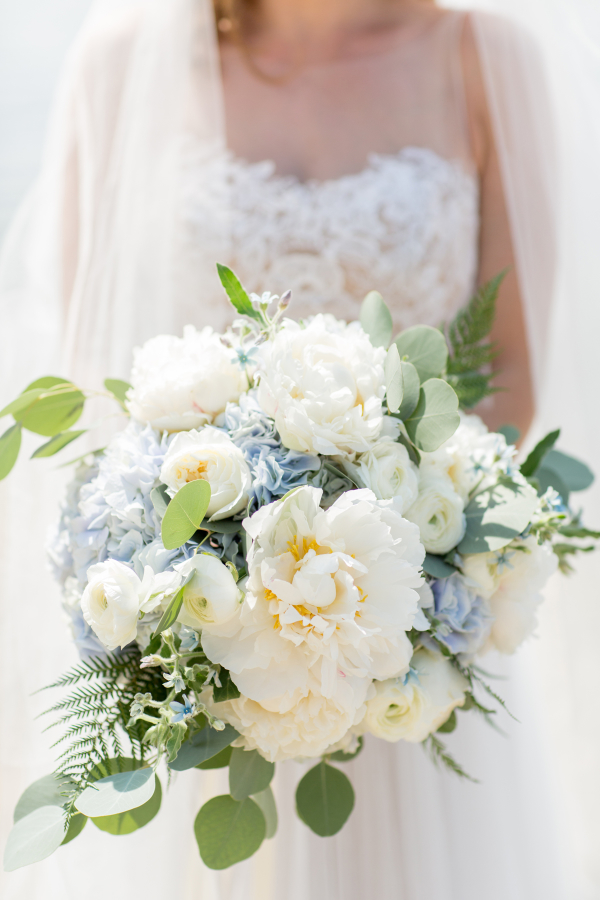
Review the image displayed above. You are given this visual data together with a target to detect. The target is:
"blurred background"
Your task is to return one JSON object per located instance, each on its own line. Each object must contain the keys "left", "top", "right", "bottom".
{"left": 0, "top": 0, "right": 92, "bottom": 239}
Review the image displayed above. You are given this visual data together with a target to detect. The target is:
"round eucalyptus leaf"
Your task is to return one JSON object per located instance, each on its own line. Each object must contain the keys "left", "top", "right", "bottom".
{"left": 542, "top": 449, "right": 594, "bottom": 493}
{"left": 458, "top": 480, "right": 539, "bottom": 555}
{"left": 397, "top": 361, "right": 420, "bottom": 420}
{"left": 251, "top": 786, "right": 278, "bottom": 839}
{"left": 360, "top": 291, "right": 393, "bottom": 348}
{"left": 75, "top": 768, "right": 155, "bottom": 818}
{"left": 104, "top": 378, "right": 132, "bottom": 407}
{"left": 92, "top": 775, "right": 162, "bottom": 835}
{"left": 0, "top": 424, "right": 21, "bottom": 480}
{"left": 14, "top": 773, "right": 73, "bottom": 823}
{"left": 20, "top": 383, "right": 85, "bottom": 437}
{"left": 31, "top": 430, "right": 86, "bottom": 459}
{"left": 170, "top": 722, "right": 239, "bottom": 771}
{"left": 394, "top": 325, "right": 448, "bottom": 382}
{"left": 384, "top": 344, "right": 403, "bottom": 413}
{"left": 194, "top": 795, "right": 265, "bottom": 870}
{"left": 296, "top": 762, "right": 355, "bottom": 837}
{"left": 437, "top": 710, "right": 457, "bottom": 734}
{"left": 329, "top": 735, "right": 364, "bottom": 763}
{"left": 4, "top": 806, "right": 67, "bottom": 871}
{"left": 61, "top": 813, "right": 87, "bottom": 845}
{"left": 405, "top": 379, "right": 460, "bottom": 452}
{"left": 161, "top": 480, "right": 212, "bottom": 550}
{"left": 197, "top": 745, "right": 233, "bottom": 770}
{"left": 229, "top": 748, "right": 275, "bottom": 801}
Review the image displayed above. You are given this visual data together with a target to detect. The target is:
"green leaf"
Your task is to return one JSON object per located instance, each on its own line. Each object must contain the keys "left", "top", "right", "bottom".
{"left": 25, "top": 376, "right": 69, "bottom": 391}
{"left": 542, "top": 449, "right": 594, "bottom": 493}
{"left": 197, "top": 745, "right": 233, "bottom": 770}
{"left": 360, "top": 291, "right": 393, "bottom": 349}
{"left": 397, "top": 361, "right": 420, "bottom": 420}
{"left": 92, "top": 775, "right": 162, "bottom": 835}
{"left": 20, "top": 383, "right": 85, "bottom": 437}
{"left": 448, "top": 274, "right": 504, "bottom": 349}
{"left": 152, "top": 587, "right": 184, "bottom": 638}
{"left": 61, "top": 813, "right": 87, "bottom": 845}
{"left": 104, "top": 378, "right": 132, "bottom": 408}
{"left": 0, "top": 423, "right": 22, "bottom": 480}
{"left": 384, "top": 344, "right": 403, "bottom": 413}
{"left": 520, "top": 429, "right": 560, "bottom": 478}
{"left": 31, "top": 430, "right": 86, "bottom": 459}
{"left": 396, "top": 431, "right": 421, "bottom": 466}
{"left": 437, "top": 710, "right": 457, "bottom": 734}
{"left": 423, "top": 553, "right": 457, "bottom": 578}
{"left": 4, "top": 806, "right": 67, "bottom": 871}
{"left": 446, "top": 371, "right": 499, "bottom": 410}
{"left": 395, "top": 325, "right": 448, "bottom": 383}
{"left": 74, "top": 768, "right": 155, "bottom": 817}
{"left": 251, "top": 786, "right": 278, "bottom": 839}
{"left": 498, "top": 425, "right": 520, "bottom": 446}
{"left": 405, "top": 379, "right": 460, "bottom": 452}
{"left": 329, "top": 736, "right": 364, "bottom": 763}
{"left": 161, "top": 480, "right": 212, "bottom": 549}
{"left": 169, "top": 723, "right": 239, "bottom": 771}
{"left": 229, "top": 748, "right": 275, "bottom": 801}
{"left": 14, "top": 774, "right": 73, "bottom": 823}
{"left": 213, "top": 669, "right": 241, "bottom": 703}
{"left": 194, "top": 795, "right": 265, "bottom": 870}
{"left": 295, "top": 761, "right": 355, "bottom": 837}
{"left": 0, "top": 388, "right": 44, "bottom": 420}
{"left": 150, "top": 483, "right": 171, "bottom": 519}
{"left": 217, "top": 264, "right": 263, "bottom": 324}
{"left": 458, "top": 479, "right": 539, "bottom": 555}
{"left": 199, "top": 517, "right": 243, "bottom": 535}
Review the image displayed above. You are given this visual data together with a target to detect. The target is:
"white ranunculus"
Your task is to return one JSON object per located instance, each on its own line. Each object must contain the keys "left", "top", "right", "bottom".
{"left": 201, "top": 486, "right": 425, "bottom": 703}
{"left": 344, "top": 439, "right": 419, "bottom": 513}
{"left": 404, "top": 473, "right": 466, "bottom": 555}
{"left": 208, "top": 672, "right": 369, "bottom": 762}
{"left": 174, "top": 554, "right": 242, "bottom": 629}
{"left": 462, "top": 536, "right": 558, "bottom": 654}
{"left": 127, "top": 326, "right": 247, "bottom": 432}
{"left": 257, "top": 314, "right": 386, "bottom": 457}
{"left": 364, "top": 649, "right": 468, "bottom": 743}
{"left": 160, "top": 428, "right": 251, "bottom": 520}
{"left": 81, "top": 560, "right": 180, "bottom": 650}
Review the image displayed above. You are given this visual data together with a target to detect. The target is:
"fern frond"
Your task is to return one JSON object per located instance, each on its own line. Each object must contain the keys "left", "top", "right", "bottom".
{"left": 424, "top": 734, "right": 479, "bottom": 782}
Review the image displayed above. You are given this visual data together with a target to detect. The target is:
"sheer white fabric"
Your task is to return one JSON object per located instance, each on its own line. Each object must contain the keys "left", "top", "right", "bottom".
{"left": 1, "top": 1, "right": 599, "bottom": 897}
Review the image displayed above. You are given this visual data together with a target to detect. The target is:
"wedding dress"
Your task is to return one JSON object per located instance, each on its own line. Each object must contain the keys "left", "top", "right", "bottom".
{"left": 1, "top": 1, "right": 598, "bottom": 898}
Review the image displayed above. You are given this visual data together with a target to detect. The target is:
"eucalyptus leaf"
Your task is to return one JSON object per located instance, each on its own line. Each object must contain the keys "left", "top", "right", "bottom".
{"left": 104, "top": 378, "right": 132, "bottom": 407}
{"left": 31, "top": 430, "right": 86, "bottom": 459}
{"left": 405, "top": 379, "right": 460, "bottom": 452}
{"left": 14, "top": 773, "right": 73, "bottom": 823}
{"left": 395, "top": 325, "right": 448, "bottom": 382}
{"left": 360, "top": 291, "right": 393, "bottom": 348}
{"left": 0, "top": 388, "right": 44, "bottom": 420}
{"left": 0, "top": 423, "right": 22, "bottom": 480}
{"left": 169, "top": 723, "right": 239, "bottom": 771}
{"left": 422, "top": 553, "right": 457, "bottom": 579}
{"left": 199, "top": 517, "right": 244, "bottom": 534}
{"left": 458, "top": 479, "right": 539, "bottom": 555}
{"left": 217, "top": 264, "right": 263, "bottom": 324}
{"left": 543, "top": 449, "right": 594, "bottom": 493}
{"left": 229, "top": 748, "right": 275, "bottom": 801}
{"left": 498, "top": 425, "right": 520, "bottom": 446}
{"left": 161, "top": 479, "right": 212, "bottom": 549}
{"left": 197, "top": 745, "right": 233, "bottom": 770}
{"left": 150, "top": 483, "right": 171, "bottom": 519}
{"left": 295, "top": 761, "right": 355, "bottom": 837}
{"left": 152, "top": 587, "right": 184, "bottom": 638}
{"left": 92, "top": 776, "right": 162, "bottom": 835}
{"left": 194, "top": 795, "right": 265, "bottom": 870}
{"left": 520, "top": 429, "right": 560, "bottom": 478}
{"left": 437, "top": 710, "right": 457, "bottom": 734}
{"left": 4, "top": 806, "right": 67, "bottom": 871}
{"left": 61, "top": 813, "right": 87, "bottom": 845}
{"left": 75, "top": 768, "right": 155, "bottom": 817}
{"left": 20, "top": 383, "right": 85, "bottom": 437}
{"left": 384, "top": 344, "right": 402, "bottom": 413}
{"left": 212, "top": 669, "right": 241, "bottom": 703}
{"left": 329, "top": 736, "right": 364, "bottom": 763}
{"left": 535, "top": 467, "right": 570, "bottom": 504}
{"left": 251, "top": 786, "right": 278, "bottom": 839}
{"left": 397, "top": 361, "right": 420, "bottom": 420}
{"left": 25, "top": 376, "right": 69, "bottom": 391}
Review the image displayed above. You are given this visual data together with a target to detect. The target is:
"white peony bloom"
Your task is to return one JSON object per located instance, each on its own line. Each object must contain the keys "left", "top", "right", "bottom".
{"left": 462, "top": 536, "right": 558, "bottom": 654}
{"left": 127, "top": 326, "right": 247, "bottom": 432}
{"left": 202, "top": 486, "right": 425, "bottom": 703}
{"left": 404, "top": 473, "right": 466, "bottom": 555}
{"left": 81, "top": 560, "right": 180, "bottom": 650}
{"left": 344, "top": 439, "right": 419, "bottom": 513}
{"left": 208, "top": 672, "right": 369, "bottom": 762}
{"left": 257, "top": 314, "right": 386, "bottom": 457}
{"left": 363, "top": 649, "right": 468, "bottom": 743}
{"left": 160, "top": 428, "right": 251, "bottom": 520}
{"left": 174, "top": 554, "right": 242, "bottom": 629}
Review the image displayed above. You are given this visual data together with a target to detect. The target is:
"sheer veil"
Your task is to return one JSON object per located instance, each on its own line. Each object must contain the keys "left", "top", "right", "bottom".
{"left": 1, "top": 0, "right": 599, "bottom": 896}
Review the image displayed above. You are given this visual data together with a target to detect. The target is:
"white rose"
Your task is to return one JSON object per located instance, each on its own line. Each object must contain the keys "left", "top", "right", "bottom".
{"left": 463, "top": 536, "right": 558, "bottom": 654}
{"left": 127, "top": 326, "right": 247, "bottom": 432}
{"left": 257, "top": 314, "right": 386, "bottom": 457}
{"left": 364, "top": 649, "right": 468, "bottom": 743}
{"left": 344, "top": 439, "right": 419, "bottom": 513}
{"left": 201, "top": 485, "right": 425, "bottom": 703}
{"left": 81, "top": 560, "right": 180, "bottom": 650}
{"left": 160, "top": 428, "right": 251, "bottom": 521}
{"left": 208, "top": 672, "right": 369, "bottom": 762}
{"left": 174, "top": 554, "right": 242, "bottom": 630}
{"left": 404, "top": 473, "right": 466, "bottom": 555}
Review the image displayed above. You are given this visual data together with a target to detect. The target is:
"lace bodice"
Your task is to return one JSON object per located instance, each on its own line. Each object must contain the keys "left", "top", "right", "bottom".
{"left": 184, "top": 146, "right": 479, "bottom": 332}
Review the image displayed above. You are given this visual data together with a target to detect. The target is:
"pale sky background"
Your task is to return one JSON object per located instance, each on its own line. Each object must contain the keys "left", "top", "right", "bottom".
{"left": 0, "top": 0, "right": 92, "bottom": 239}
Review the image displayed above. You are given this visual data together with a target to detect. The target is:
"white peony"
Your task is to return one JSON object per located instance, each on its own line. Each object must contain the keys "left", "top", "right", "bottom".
{"left": 404, "top": 473, "right": 466, "bottom": 555}
{"left": 462, "top": 536, "right": 558, "bottom": 654}
{"left": 127, "top": 326, "right": 247, "bottom": 432}
{"left": 202, "top": 486, "right": 425, "bottom": 703}
{"left": 344, "top": 438, "right": 419, "bottom": 513}
{"left": 363, "top": 649, "right": 468, "bottom": 743}
{"left": 174, "top": 554, "right": 242, "bottom": 629}
{"left": 209, "top": 672, "right": 369, "bottom": 762}
{"left": 160, "top": 428, "right": 251, "bottom": 521}
{"left": 257, "top": 314, "right": 386, "bottom": 457}
{"left": 81, "top": 559, "right": 180, "bottom": 650}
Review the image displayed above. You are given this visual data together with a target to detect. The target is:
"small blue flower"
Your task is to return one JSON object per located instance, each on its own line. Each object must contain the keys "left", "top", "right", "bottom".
{"left": 163, "top": 671, "right": 186, "bottom": 693}
{"left": 169, "top": 695, "right": 195, "bottom": 723}
{"left": 235, "top": 345, "right": 260, "bottom": 368}
{"left": 425, "top": 574, "right": 494, "bottom": 661}
{"left": 179, "top": 626, "right": 199, "bottom": 652}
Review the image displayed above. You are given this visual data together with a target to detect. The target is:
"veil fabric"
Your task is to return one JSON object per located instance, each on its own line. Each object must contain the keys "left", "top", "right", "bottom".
{"left": 1, "top": 0, "right": 599, "bottom": 896}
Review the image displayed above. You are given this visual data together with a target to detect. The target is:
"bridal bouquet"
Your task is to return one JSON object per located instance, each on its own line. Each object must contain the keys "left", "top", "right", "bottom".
{"left": 2, "top": 268, "right": 597, "bottom": 872}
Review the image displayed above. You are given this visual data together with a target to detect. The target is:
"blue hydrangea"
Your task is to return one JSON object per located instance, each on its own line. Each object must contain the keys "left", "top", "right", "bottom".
{"left": 224, "top": 391, "right": 321, "bottom": 507}
{"left": 425, "top": 574, "right": 493, "bottom": 661}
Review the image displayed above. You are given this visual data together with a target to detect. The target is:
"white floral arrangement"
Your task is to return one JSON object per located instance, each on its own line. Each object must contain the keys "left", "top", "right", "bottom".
{"left": 2, "top": 267, "right": 597, "bottom": 872}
